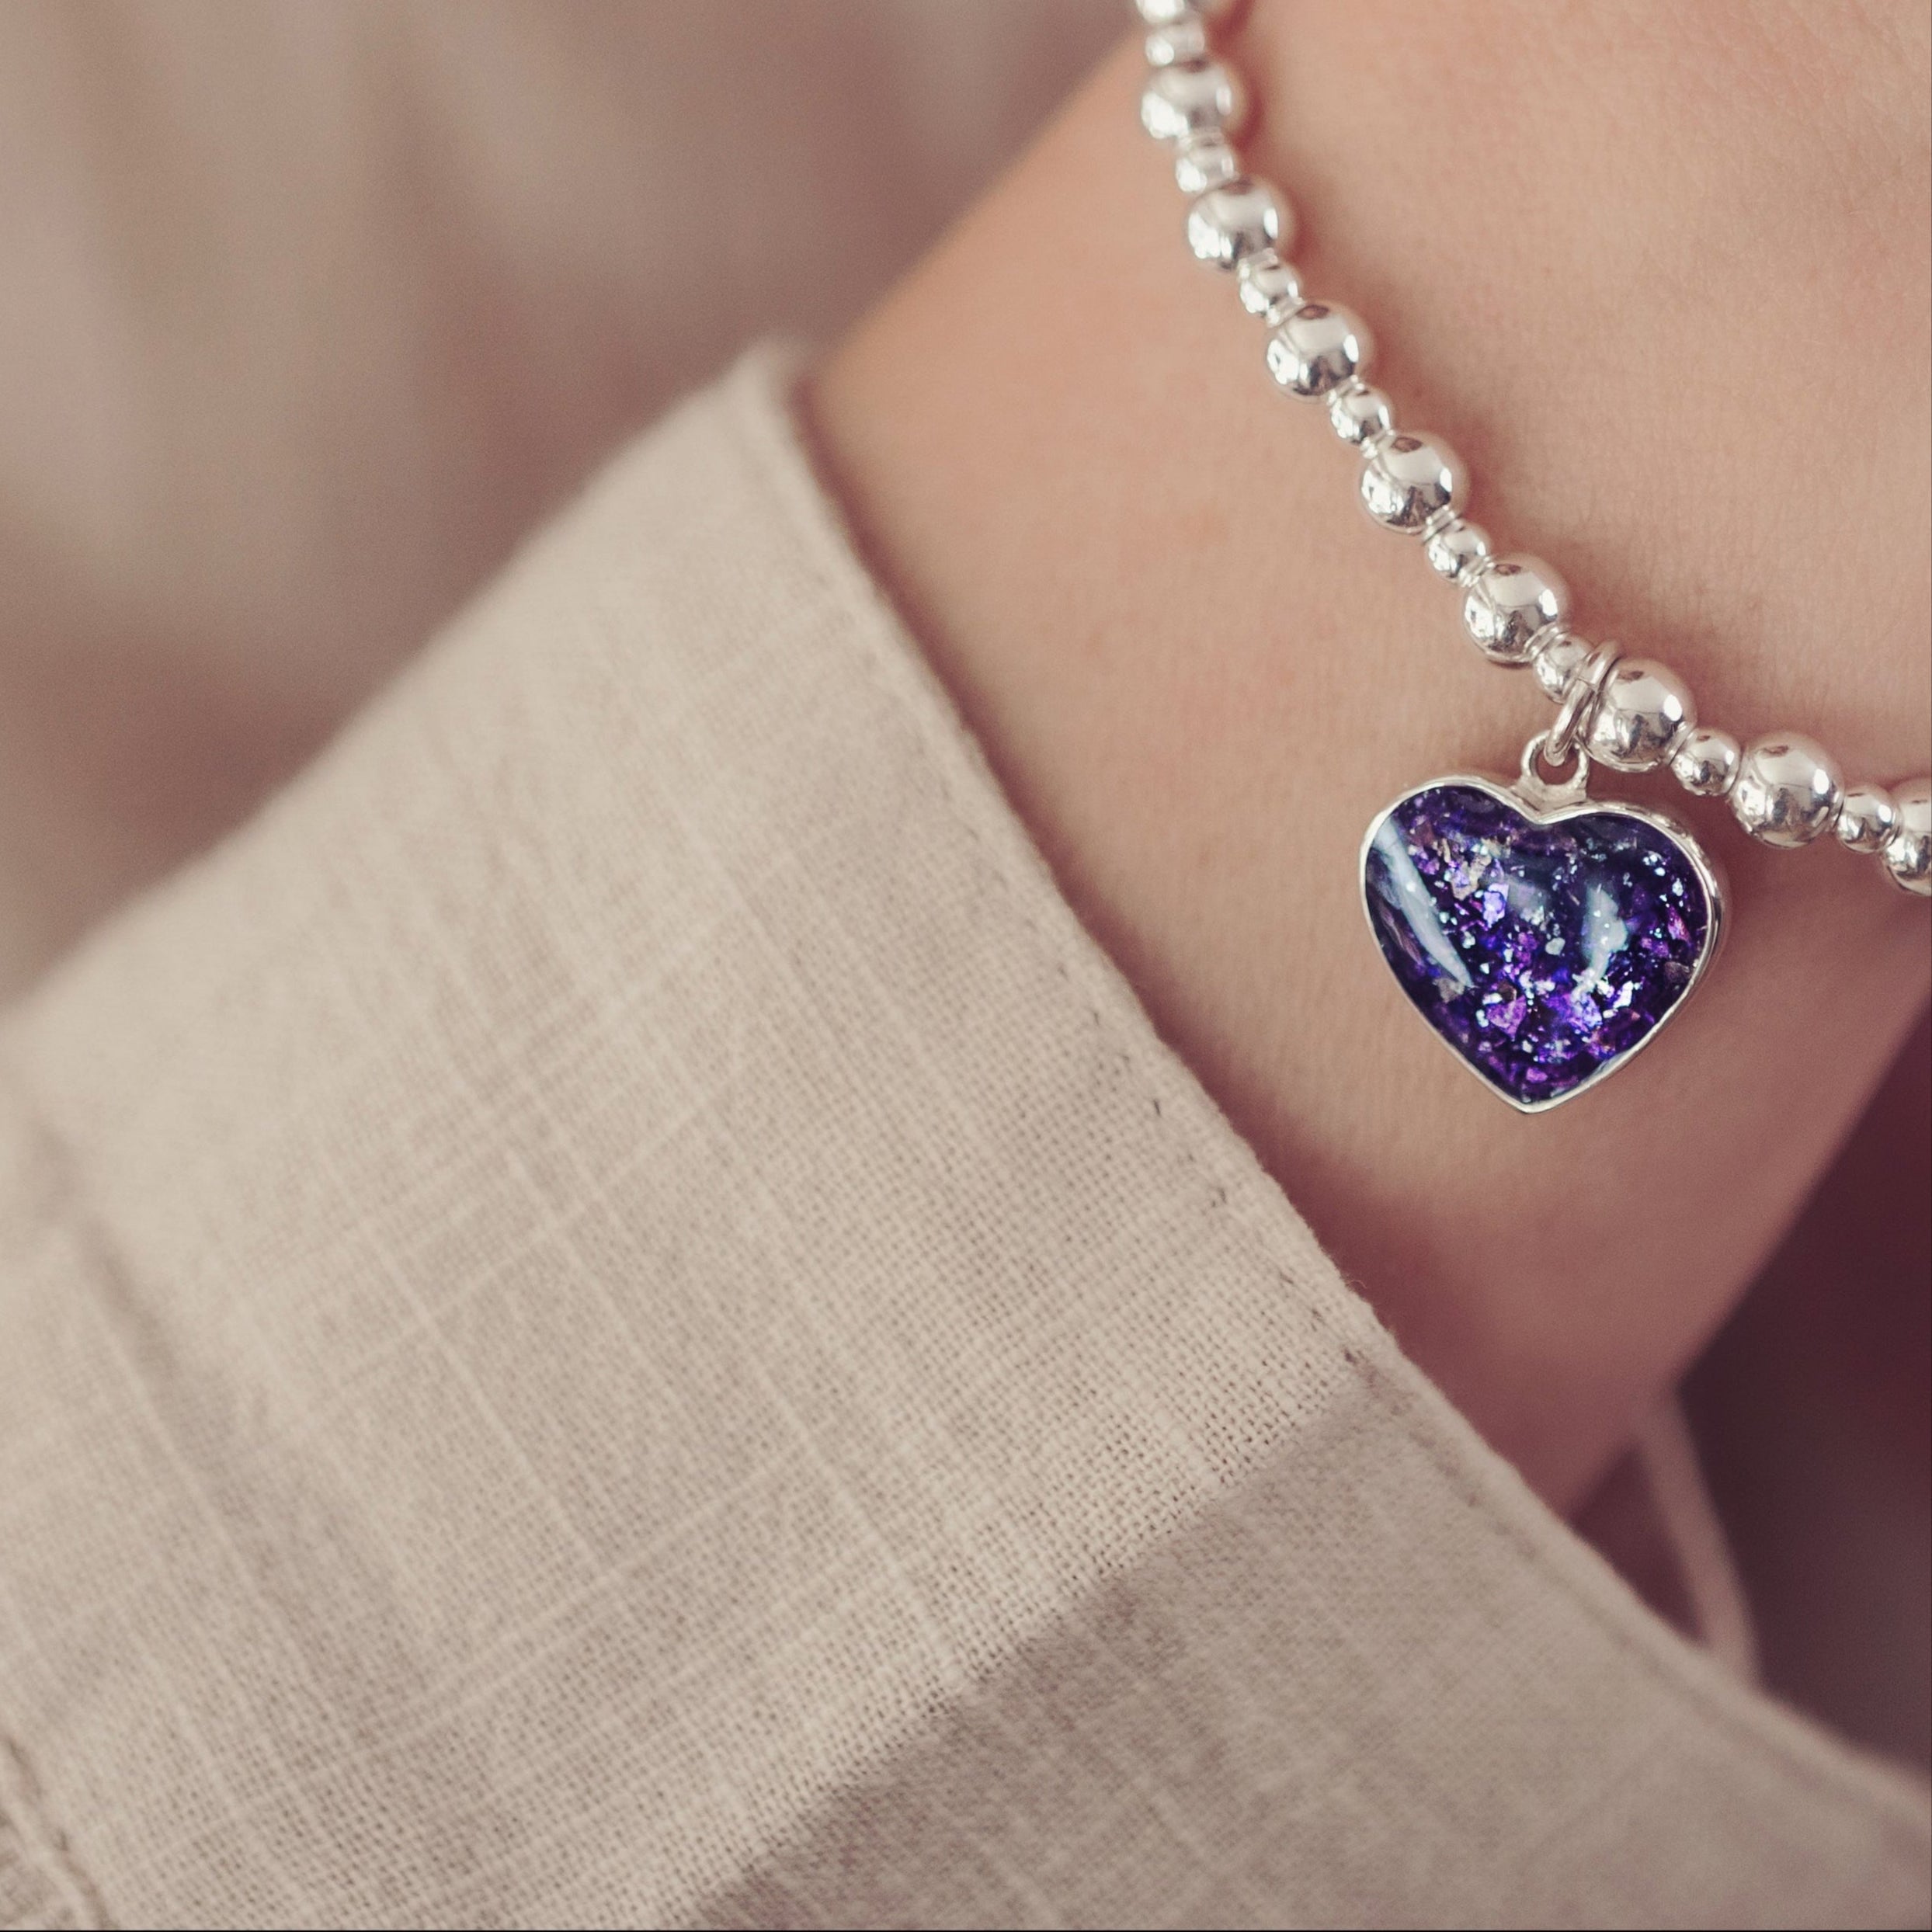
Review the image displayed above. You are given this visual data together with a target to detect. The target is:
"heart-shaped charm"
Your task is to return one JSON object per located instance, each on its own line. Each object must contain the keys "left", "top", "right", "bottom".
{"left": 1360, "top": 765, "right": 1722, "bottom": 1111}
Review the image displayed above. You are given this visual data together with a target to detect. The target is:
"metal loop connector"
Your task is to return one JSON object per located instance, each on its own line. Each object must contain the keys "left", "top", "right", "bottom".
{"left": 1517, "top": 731, "right": 1592, "bottom": 810}
{"left": 1547, "top": 641, "right": 1621, "bottom": 766}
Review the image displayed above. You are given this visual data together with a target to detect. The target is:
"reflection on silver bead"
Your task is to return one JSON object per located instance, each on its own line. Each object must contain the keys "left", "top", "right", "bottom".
{"left": 1360, "top": 433, "right": 1465, "bottom": 533}
{"left": 1137, "top": 0, "right": 1241, "bottom": 24}
{"left": 1140, "top": 61, "right": 1246, "bottom": 144}
{"left": 1423, "top": 516, "right": 1491, "bottom": 583}
{"left": 1729, "top": 734, "right": 1844, "bottom": 847}
{"left": 1461, "top": 555, "right": 1568, "bottom": 665}
{"left": 1265, "top": 303, "right": 1374, "bottom": 398}
{"left": 1235, "top": 249, "right": 1301, "bottom": 322}
{"left": 1174, "top": 133, "right": 1239, "bottom": 194}
{"left": 1531, "top": 630, "right": 1591, "bottom": 701}
{"left": 1185, "top": 179, "right": 1285, "bottom": 269}
{"left": 1327, "top": 380, "right": 1392, "bottom": 447}
{"left": 1670, "top": 726, "right": 1741, "bottom": 798}
{"left": 1145, "top": 16, "right": 1209, "bottom": 65}
{"left": 1584, "top": 658, "right": 1695, "bottom": 772}
{"left": 1834, "top": 783, "right": 1898, "bottom": 855}
{"left": 1883, "top": 780, "right": 1932, "bottom": 895}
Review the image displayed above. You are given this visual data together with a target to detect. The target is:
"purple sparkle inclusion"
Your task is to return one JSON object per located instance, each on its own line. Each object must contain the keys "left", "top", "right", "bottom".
{"left": 1364, "top": 784, "right": 1710, "bottom": 1106}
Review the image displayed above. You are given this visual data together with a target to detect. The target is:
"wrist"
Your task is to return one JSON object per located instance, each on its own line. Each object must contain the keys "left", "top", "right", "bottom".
{"left": 808, "top": 7, "right": 1930, "bottom": 1507}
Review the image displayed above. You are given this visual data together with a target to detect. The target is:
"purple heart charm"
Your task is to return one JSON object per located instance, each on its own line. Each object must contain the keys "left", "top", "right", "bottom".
{"left": 1360, "top": 772, "right": 1722, "bottom": 1111}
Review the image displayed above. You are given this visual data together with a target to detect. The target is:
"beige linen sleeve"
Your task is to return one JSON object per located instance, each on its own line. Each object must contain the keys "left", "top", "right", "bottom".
{"left": 0, "top": 350, "right": 1925, "bottom": 1930}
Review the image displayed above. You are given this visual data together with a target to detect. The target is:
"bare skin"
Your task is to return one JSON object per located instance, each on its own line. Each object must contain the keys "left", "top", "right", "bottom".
{"left": 811, "top": 2, "right": 1932, "bottom": 1511}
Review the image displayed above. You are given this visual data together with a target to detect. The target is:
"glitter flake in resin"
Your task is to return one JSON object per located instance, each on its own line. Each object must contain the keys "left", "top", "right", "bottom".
{"left": 1361, "top": 780, "right": 1717, "bottom": 1110}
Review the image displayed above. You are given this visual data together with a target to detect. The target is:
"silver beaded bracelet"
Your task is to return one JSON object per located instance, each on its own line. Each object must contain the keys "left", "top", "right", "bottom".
{"left": 1137, "top": 0, "right": 1929, "bottom": 1110}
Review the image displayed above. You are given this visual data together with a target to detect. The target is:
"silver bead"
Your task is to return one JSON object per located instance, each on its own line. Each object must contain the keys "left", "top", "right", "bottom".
{"left": 1136, "top": 0, "right": 1241, "bottom": 24}
{"left": 1359, "top": 433, "right": 1465, "bottom": 533}
{"left": 1583, "top": 658, "right": 1695, "bottom": 772}
{"left": 1729, "top": 733, "right": 1844, "bottom": 847}
{"left": 1235, "top": 249, "right": 1301, "bottom": 321}
{"left": 1185, "top": 179, "right": 1286, "bottom": 269}
{"left": 1461, "top": 555, "right": 1569, "bottom": 665}
{"left": 1883, "top": 779, "right": 1931, "bottom": 895}
{"left": 1670, "top": 726, "right": 1742, "bottom": 798}
{"left": 1265, "top": 303, "right": 1374, "bottom": 399}
{"left": 1140, "top": 61, "right": 1246, "bottom": 144}
{"left": 1423, "top": 517, "right": 1491, "bottom": 584}
{"left": 1144, "top": 16, "right": 1209, "bottom": 65}
{"left": 1833, "top": 783, "right": 1898, "bottom": 855}
{"left": 1326, "top": 380, "right": 1393, "bottom": 447}
{"left": 1531, "top": 630, "right": 1591, "bottom": 701}
{"left": 1173, "top": 132, "right": 1239, "bottom": 194}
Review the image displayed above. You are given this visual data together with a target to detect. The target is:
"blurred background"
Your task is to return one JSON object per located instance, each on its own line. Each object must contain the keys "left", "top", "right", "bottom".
{"left": 0, "top": 0, "right": 1923, "bottom": 1775}
{"left": 0, "top": 0, "right": 1117, "bottom": 996}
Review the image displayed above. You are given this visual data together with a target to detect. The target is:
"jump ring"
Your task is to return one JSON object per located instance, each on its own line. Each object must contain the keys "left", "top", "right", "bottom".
{"left": 1548, "top": 641, "right": 1621, "bottom": 766}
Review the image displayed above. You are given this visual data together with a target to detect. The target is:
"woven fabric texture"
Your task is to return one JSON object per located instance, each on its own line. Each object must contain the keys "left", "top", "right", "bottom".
{"left": 0, "top": 352, "right": 1925, "bottom": 1929}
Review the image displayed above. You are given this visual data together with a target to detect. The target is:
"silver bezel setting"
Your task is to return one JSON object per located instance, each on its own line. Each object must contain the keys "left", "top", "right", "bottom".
{"left": 1357, "top": 752, "right": 1727, "bottom": 1114}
